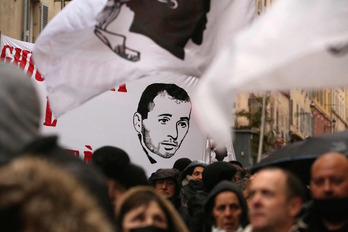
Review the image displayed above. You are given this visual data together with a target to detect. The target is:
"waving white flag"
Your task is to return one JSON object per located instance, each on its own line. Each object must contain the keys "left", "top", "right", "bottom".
{"left": 193, "top": 0, "right": 348, "bottom": 146}
{"left": 33, "top": 0, "right": 256, "bottom": 117}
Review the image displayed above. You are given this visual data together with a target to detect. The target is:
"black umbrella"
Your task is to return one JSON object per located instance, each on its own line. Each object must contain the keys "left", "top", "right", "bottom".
{"left": 251, "top": 131, "right": 348, "bottom": 185}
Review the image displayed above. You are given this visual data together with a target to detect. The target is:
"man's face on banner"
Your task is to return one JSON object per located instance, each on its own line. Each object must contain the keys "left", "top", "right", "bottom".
{"left": 140, "top": 91, "right": 191, "bottom": 159}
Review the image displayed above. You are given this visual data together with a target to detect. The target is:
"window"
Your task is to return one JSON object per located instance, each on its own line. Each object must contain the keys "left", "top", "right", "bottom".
{"left": 23, "top": 0, "right": 31, "bottom": 42}
{"left": 41, "top": 3, "right": 49, "bottom": 31}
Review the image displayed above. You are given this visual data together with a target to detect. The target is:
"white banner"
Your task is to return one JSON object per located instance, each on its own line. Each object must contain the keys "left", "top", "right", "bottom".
{"left": 1, "top": 35, "right": 208, "bottom": 176}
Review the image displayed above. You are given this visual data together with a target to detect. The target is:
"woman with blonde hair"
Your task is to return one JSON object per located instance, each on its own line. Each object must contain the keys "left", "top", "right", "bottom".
{"left": 116, "top": 186, "right": 188, "bottom": 232}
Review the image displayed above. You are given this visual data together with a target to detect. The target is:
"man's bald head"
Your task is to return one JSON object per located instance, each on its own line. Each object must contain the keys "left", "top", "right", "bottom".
{"left": 310, "top": 152, "right": 348, "bottom": 199}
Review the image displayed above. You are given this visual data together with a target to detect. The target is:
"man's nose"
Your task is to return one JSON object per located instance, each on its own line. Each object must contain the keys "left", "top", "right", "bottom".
{"left": 323, "top": 179, "right": 334, "bottom": 195}
{"left": 250, "top": 193, "right": 262, "bottom": 207}
{"left": 164, "top": 121, "right": 178, "bottom": 139}
{"left": 161, "top": 181, "right": 168, "bottom": 189}
{"left": 197, "top": 173, "right": 202, "bottom": 180}
{"left": 224, "top": 207, "right": 232, "bottom": 216}
{"left": 145, "top": 216, "right": 155, "bottom": 226}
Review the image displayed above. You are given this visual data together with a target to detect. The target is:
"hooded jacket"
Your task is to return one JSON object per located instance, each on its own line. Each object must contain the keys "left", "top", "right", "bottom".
{"left": 205, "top": 180, "right": 249, "bottom": 229}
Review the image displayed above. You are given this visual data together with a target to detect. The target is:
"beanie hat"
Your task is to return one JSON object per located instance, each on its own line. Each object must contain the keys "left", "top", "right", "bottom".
{"left": 92, "top": 146, "right": 148, "bottom": 189}
{"left": 202, "top": 161, "right": 237, "bottom": 192}
{"left": 0, "top": 62, "right": 41, "bottom": 164}
{"left": 92, "top": 146, "right": 130, "bottom": 178}
{"left": 173, "top": 157, "right": 192, "bottom": 171}
{"left": 113, "top": 163, "right": 149, "bottom": 189}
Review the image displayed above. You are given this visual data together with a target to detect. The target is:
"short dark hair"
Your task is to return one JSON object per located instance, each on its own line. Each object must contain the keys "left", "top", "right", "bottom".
{"left": 284, "top": 169, "right": 307, "bottom": 201}
{"left": 260, "top": 167, "right": 306, "bottom": 201}
{"left": 136, "top": 83, "right": 191, "bottom": 119}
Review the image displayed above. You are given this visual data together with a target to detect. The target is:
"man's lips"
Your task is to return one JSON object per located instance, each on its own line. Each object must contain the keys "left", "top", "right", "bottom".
{"left": 251, "top": 211, "right": 266, "bottom": 220}
{"left": 161, "top": 142, "right": 177, "bottom": 150}
{"left": 222, "top": 222, "right": 235, "bottom": 229}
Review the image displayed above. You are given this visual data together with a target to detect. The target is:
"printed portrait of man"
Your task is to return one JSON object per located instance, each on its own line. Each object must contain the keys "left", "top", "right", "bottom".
{"left": 133, "top": 83, "right": 191, "bottom": 164}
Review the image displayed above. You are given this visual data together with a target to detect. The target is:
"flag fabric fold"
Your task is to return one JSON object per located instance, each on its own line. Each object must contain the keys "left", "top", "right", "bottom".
{"left": 193, "top": 0, "right": 348, "bottom": 146}
{"left": 33, "top": 0, "right": 256, "bottom": 117}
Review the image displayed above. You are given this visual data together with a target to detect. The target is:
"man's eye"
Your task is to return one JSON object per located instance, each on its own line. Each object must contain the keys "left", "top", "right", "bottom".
{"left": 312, "top": 179, "right": 324, "bottom": 186}
{"left": 133, "top": 214, "right": 145, "bottom": 222}
{"left": 332, "top": 177, "right": 344, "bottom": 185}
{"left": 177, "top": 121, "right": 188, "bottom": 128}
{"left": 158, "top": 118, "right": 170, "bottom": 124}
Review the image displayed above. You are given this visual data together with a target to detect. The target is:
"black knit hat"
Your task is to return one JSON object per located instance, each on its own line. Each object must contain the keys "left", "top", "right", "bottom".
{"left": 173, "top": 157, "right": 192, "bottom": 172}
{"left": 92, "top": 146, "right": 130, "bottom": 178}
{"left": 92, "top": 146, "right": 148, "bottom": 189}
{"left": 202, "top": 161, "right": 237, "bottom": 192}
{"left": 114, "top": 163, "right": 149, "bottom": 189}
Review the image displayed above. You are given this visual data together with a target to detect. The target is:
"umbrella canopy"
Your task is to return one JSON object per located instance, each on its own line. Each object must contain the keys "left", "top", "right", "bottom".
{"left": 251, "top": 131, "right": 348, "bottom": 185}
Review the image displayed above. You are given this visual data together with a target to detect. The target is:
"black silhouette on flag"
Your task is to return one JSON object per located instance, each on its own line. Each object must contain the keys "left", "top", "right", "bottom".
{"left": 94, "top": 0, "right": 210, "bottom": 61}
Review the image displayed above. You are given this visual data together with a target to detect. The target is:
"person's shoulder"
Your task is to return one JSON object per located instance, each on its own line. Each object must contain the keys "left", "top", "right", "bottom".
{"left": 242, "top": 224, "right": 253, "bottom": 232}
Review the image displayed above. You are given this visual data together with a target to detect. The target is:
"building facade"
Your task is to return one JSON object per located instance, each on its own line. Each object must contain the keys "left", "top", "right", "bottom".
{"left": 0, "top": 0, "right": 66, "bottom": 41}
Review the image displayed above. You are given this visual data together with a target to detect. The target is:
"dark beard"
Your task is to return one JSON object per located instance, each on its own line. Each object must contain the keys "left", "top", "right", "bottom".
{"left": 312, "top": 197, "right": 348, "bottom": 223}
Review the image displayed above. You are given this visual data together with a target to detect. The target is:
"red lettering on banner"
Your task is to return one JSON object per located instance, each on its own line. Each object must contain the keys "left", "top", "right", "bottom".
{"left": 110, "top": 84, "right": 127, "bottom": 92}
{"left": 84, "top": 145, "right": 93, "bottom": 163}
{"left": 66, "top": 149, "right": 80, "bottom": 158}
{"left": 43, "top": 97, "right": 57, "bottom": 127}
{"left": 117, "top": 84, "right": 127, "bottom": 92}
{"left": 66, "top": 145, "right": 93, "bottom": 164}
{"left": 1, "top": 45, "right": 44, "bottom": 82}
{"left": 0, "top": 45, "right": 13, "bottom": 62}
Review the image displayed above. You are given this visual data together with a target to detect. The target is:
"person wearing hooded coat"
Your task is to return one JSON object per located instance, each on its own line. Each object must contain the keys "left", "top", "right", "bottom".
{"left": 179, "top": 160, "right": 207, "bottom": 225}
{"left": 188, "top": 161, "right": 238, "bottom": 232}
{"left": 204, "top": 180, "right": 249, "bottom": 232}
{"left": 0, "top": 62, "right": 115, "bottom": 227}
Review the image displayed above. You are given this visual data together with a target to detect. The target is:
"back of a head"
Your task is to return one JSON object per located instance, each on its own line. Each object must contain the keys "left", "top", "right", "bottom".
{"left": 92, "top": 146, "right": 131, "bottom": 177}
{"left": 173, "top": 157, "right": 192, "bottom": 172}
{"left": 92, "top": 146, "right": 148, "bottom": 189}
{"left": 202, "top": 161, "right": 237, "bottom": 192}
{"left": 0, "top": 62, "right": 41, "bottom": 163}
{"left": 0, "top": 156, "right": 114, "bottom": 232}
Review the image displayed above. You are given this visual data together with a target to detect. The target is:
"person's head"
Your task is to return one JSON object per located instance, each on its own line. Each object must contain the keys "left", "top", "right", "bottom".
{"left": 181, "top": 160, "right": 207, "bottom": 184}
{"left": 205, "top": 181, "right": 249, "bottom": 232}
{"left": 248, "top": 167, "right": 305, "bottom": 232}
{"left": 172, "top": 157, "right": 192, "bottom": 172}
{"left": 0, "top": 62, "right": 41, "bottom": 164}
{"left": 310, "top": 151, "right": 348, "bottom": 199}
{"left": 149, "top": 168, "right": 180, "bottom": 199}
{"left": 310, "top": 152, "right": 348, "bottom": 227}
{"left": 0, "top": 156, "right": 114, "bottom": 232}
{"left": 202, "top": 161, "right": 237, "bottom": 193}
{"left": 92, "top": 146, "right": 148, "bottom": 206}
{"left": 116, "top": 186, "right": 188, "bottom": 232}
{"left": 133, "top": 83, "right": 191, "bottom": 160}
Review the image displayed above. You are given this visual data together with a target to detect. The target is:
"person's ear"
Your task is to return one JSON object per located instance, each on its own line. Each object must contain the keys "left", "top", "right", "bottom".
{"left": 133, "top": 112, "right": 142, "bottom": 133}
{"left": 287, "top": 197, "right": 303, "bottom": 218}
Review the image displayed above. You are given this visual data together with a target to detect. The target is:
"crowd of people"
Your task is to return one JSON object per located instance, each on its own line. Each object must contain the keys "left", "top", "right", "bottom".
{"left": 0, "top": 62, "right": 348, "bottom": 232}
